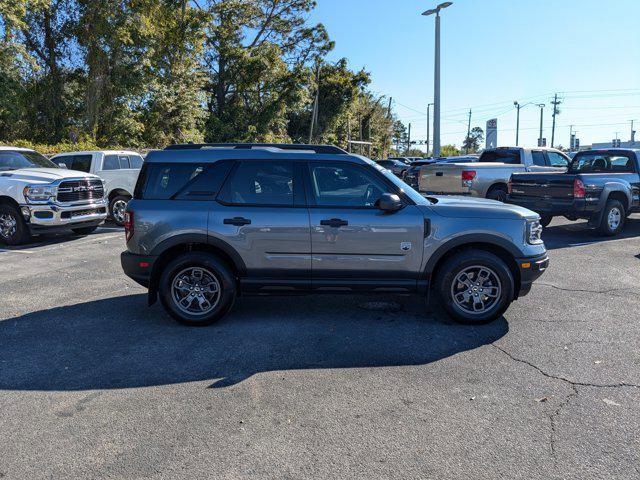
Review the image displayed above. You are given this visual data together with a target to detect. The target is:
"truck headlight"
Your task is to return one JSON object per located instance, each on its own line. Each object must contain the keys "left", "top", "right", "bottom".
{"left": 526, "top": 219, "right": 543, "bottom": 245}
{"left": 23, "top": 185, "right": 57, "bottom": 202}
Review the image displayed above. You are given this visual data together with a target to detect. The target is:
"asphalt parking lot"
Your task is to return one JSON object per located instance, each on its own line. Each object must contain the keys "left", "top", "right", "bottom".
{"left": 1, "top": 217, "right": 639, "bottom": 480}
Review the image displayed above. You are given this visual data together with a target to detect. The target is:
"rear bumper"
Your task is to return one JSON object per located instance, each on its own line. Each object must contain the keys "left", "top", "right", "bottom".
{"left": 506, "top": 195, "right": 598, "bottom": 218}
{"left": 516, "top": 253, "right": 549, "bottom": 297}
{"left": 121, "top": 251, "right": 157, "bottom": 288}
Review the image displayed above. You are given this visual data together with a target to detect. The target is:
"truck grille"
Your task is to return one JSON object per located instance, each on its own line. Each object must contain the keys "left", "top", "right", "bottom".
{"left": 57, "top": 179, "right": 104, "bottom": 203}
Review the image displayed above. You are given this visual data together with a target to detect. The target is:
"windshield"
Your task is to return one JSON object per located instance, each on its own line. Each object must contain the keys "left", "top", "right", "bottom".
{"left": 568, "top": 152, "right": 635, "bottom": 173}
{"left": 365, "top": 158, "right": 430, "bottom": 204}
{"left": 0, "top": 150, "right": 58, "bottom": 171}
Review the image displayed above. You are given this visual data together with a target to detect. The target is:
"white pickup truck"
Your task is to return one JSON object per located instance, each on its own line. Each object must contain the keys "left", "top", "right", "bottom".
{"left": 51, "top": 150, "right": 143, "bottom": 225}
{"left": 418, "top": 147, "right": 571, "bottom": 202}
{"left": 0, "top": 147, "right": 108, "bottom": 245}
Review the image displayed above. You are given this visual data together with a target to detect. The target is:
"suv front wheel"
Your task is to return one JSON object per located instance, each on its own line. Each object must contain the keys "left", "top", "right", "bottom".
{"left": 435, "top": 249, "right": 514, "bottom": 324}
{"left": 159, "top": 252, "right": 237, "bottom": 326}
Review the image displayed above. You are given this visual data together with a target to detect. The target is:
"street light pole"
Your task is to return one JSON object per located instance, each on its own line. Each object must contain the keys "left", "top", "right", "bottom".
{"left": 537, "top": 103, "right": 545, "bottom": 146}
{"left": 426, "top": 102, "right": 434, "bottom": 156}
{"left": 422, "top": 2, "right": 452, "bottom": 158}
{"left": 514, "top": 101, "right": 521, "bottom": 146}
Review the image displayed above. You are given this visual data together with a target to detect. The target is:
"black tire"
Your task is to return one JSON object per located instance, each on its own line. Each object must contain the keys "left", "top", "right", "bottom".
{"left": 159, "top": 252, "right": 237, "bottom": 326}
{"left": 109, "top": 195, "right": 131, "bottom": 226}
{"left": 597, "top": 199, "right": 625, "bottom": 236}
{"left": 486, "top": 185, "right": 508, "bottom": 203}
{"left": 540, "top": 215, "right": 553, "bottom": 228}
{"left": 0, "top": 204, "right": 31, "bottom": 246}
{"left": 72, "top": 226, "right": 99, "bottom": 235}
{"left": 435, "top": 249, "right": 514, "bottom": 324}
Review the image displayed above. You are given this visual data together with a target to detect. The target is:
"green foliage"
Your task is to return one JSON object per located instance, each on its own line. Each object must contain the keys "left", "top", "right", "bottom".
{"left": 462, "top": 126, "right": 484, "bottom": 153}
{"left": 440, "top": 144, "right": 462, "bottom": 157}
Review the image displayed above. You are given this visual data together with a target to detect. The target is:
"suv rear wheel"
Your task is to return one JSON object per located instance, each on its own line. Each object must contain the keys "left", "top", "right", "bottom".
{"left": 435, "top": 249, "right": 514, "bottom": 324}
{"left": 159, "top": 252, "right": 237, "bottom": 326}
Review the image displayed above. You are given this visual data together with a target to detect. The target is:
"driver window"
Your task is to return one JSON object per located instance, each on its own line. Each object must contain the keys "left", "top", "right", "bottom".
{"left": 547, "top": 152, "right": 568, "bottom": 168}
{"left": 308, "top": 163, "right": 388, "bottom": 207}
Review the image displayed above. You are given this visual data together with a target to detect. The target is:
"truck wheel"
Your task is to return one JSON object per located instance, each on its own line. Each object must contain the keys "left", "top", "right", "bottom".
{"left": 0, "top": 204, "right": 31, "bottom": 246}
{"left": 486, "top": 185, "right": 508, "bottom": 203}
{"left": 159, "top": 252, "right": 237, "bottom": 326}
{"left": 540, "top": 215, "right": 553, "bottom": 228}
{"left": 109, "top": 195, "right": 131, "bottom": 226}
{"left": 435, "top": 249, "right": 514, "bottom": 324}
{"left": 72, "top": 226, "right": 99, "bottom": 235}
{"left": 597, "top": 199, "right": 625, "bottom": 236}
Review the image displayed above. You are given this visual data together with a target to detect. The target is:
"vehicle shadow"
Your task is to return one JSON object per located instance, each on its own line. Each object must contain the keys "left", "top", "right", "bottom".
{"left": 0, "top": 224, "right": 123, "bottom": 251}
{"left": 543, "top": 215, "right": 640, "bottom": 250}
{"left": 0, "top": 294, "right": 508, "bottom": 391}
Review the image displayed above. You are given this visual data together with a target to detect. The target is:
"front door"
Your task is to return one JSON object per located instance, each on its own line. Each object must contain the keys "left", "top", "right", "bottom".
{"left": 304, "top": 162, "right": 425, "bottom": 290}
{"left": 209, "top": 160, "right": 311, "bottom": 292}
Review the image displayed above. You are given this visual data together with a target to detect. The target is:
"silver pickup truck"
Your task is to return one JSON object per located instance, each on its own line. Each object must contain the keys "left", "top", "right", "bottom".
{"left": 418, "top": 147, "right": 571, "bottom": 202}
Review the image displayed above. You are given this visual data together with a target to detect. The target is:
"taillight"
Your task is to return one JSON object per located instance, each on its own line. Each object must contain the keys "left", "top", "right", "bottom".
{"left": 124, "top": 211, "right": 134, "bottom": 242}
{"left": 573, "top": 179, "right": 585, "bottom": 198}
{"left": 507, "top": 180, "right": 513, "bottom": 194}
{"left": 461, "top": 170, "right": 476, "bottom": 181}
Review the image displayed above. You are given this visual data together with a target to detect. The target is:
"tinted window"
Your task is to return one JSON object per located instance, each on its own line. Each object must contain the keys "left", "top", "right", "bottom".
{"left": 61, "top": 155, "right": 92, "bottom": 172}
{"left": 532, "top": 151, "right": 546, "bottom": 166}
{"left": 547, "top": 152, "right": 568, "bottom": 167}
{"left": 308, "top": 163, "right": 388, "bottom": 207}
{"left": 479, "top": 149, "right": 520, "bottom": 164}
{"left": 129, "top": 155, "right": 143, "bottom": 169}
{"left": 142, "top": 162, "right": 232, "bottom": 200}
{"left": 569, "top": 152, "right": 635, "bottom": 173}
{"left": 103, "top": 155, "right": 120, "bottom": 170}
{"left": 220, "top": 161, "right": 294, "bottom": 206}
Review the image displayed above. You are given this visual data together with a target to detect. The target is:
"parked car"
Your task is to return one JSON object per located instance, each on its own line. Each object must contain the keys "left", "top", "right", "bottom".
{"left": 121, "top": 143, "right": 548, "bottom": 326}
{"left": 50, "top": 150, "right": 143, "bottom": 225}
{"left": 418, "top": 147, "right": 570, "bottom": 202}
{"left": 404, "top": 155, "right": 479, "bottom": 189}
{"left": 376, "top": 158, "right": 410, "bottom": 177}
{"left": 0, "top": 146, "right": 107, "bottom": 245}
{"left": 507, "top": 148, "right": 640, "bottom": 235}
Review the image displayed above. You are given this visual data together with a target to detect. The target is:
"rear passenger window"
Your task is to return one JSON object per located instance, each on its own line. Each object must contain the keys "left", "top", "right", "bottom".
{"left": 103, "top": 155, "right": 120, "bottom": 170}
{"left": 532, "top": 151, "right": 546, "bottom": 166}
{"left": 142, "top": 162, "right": 233, "bottom": 200}
{"left": 219, "top": 161, "right": 294, "bottom": 206}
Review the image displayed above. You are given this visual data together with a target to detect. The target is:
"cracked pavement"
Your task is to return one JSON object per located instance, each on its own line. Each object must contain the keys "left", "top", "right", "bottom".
{"left": 0, "top": 216, "right": 639, "bottom": 479}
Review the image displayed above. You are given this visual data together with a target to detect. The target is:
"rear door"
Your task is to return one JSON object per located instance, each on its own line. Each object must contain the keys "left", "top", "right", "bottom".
{"left": 210, "top": 160, "right": 311, "bottom": 291}
{"left": 304, "top": 161, "right": 425, "bottom": 290}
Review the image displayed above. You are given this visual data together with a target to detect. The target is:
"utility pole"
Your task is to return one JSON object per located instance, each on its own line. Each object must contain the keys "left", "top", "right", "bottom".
{"left": 347, "top": 115, "right": 351, "bottom": 153}
{"left": 426, "top": 102, "right": 434, "bottom": 157}
{"left": 569, "top": 125, "right": 573, "bottom": 150}
{"left": 631, "top": 119, "right": 636, "bottom": 143}
{"left": 308, "top": 63, "right": 320, "bottom": 144}
{"left": 407, "top": 123, "right": 412, "bottom": 154}
{"left": 536, "top": 104, "right": 545, "bottom": 146}
{"left": 464, "top": 109, "right": 472, "bottom": 154}
{"left": 550, "top": 94, "right": 561, "bottom": 148}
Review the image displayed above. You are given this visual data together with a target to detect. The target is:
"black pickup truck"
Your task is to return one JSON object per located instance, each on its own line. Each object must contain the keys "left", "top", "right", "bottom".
{"left": 507, "top": 149, "right": 640, "bottom": 236}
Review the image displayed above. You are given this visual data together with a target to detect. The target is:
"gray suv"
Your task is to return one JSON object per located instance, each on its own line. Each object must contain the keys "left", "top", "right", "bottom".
{"left": 121, "top": 143, "right": 548, "bottom": 326}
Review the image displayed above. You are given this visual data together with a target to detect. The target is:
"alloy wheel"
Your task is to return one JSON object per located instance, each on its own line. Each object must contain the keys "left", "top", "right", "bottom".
{"left": 450, "top": 265, "right": 502, "bottom": 315}
{"left": 112, "top": 200, "right": 128, "bottom": 224}
{"left": 0, "top": 213, "right": 17, "bottom": 239}
{"left": 171, "top": 267, "right": 222, "bottom": 316}
{"left": 607, "top": 207, "right": 621, "bottom": 231}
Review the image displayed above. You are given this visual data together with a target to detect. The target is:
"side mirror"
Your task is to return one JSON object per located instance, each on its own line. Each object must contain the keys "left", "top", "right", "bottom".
{"left": 376, "top": 193, "right": 403, "bottom": 212}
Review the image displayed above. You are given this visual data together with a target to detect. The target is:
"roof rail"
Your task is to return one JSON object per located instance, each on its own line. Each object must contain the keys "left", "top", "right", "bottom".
{"left": 165, "top": 143, "right": 348, "bottom": 155}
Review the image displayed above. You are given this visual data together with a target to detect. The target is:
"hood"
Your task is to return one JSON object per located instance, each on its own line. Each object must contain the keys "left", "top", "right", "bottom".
{"left": 0, "top": 168, "right": 99, "bottom": 184}
{"left": 427, "top": 195, "right": 539, "bottom": 220}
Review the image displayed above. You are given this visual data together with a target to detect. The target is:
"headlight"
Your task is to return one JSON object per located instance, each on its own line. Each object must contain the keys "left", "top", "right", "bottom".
{"left": 526, "top": 219, "right": 543, "bottom": 245}
{"left": 23, "top": 185, "right": 57, "bottom": 202}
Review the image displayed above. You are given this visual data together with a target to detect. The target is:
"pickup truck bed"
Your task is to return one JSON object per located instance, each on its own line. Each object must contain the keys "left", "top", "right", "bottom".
{"left": 507, "top": 149, "right": 640, "bottom": 235}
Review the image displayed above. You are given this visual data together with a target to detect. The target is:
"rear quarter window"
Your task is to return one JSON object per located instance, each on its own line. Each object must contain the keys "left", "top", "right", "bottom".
{"left": 138, "top": 161, "right": 233, "bottom": 200}
{"left": 479, "top": 149, "right": 521, "bottom": 164}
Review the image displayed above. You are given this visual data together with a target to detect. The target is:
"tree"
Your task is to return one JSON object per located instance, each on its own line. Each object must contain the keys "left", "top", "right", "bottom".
{"left": 440, "top": 144, "right": 461, "bottom": 157}
{"left": 462, "top": 126, "right": 484, "bottom": 153}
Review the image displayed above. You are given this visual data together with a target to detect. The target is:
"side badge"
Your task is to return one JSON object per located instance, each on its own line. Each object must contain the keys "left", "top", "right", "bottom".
{"left": 400, "top": 242, "right": 412, "bottom": 252}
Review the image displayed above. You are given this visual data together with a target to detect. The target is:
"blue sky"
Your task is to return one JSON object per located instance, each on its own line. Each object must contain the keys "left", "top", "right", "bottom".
{"left": 310, "top": 0, "right": 640, "bottom": 149}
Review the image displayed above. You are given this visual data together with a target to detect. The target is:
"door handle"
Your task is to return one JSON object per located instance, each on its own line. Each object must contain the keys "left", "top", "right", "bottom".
{"left": 224, "top": 217, "right": 251, "bottom": 226}
{"left": 320, "top": 218, "right": 348, "bottom": 228}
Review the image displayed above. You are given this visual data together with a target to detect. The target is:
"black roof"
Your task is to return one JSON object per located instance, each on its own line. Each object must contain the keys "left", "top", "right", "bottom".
{"left": 165, "top": 143, "right": 347, "bottom": 155}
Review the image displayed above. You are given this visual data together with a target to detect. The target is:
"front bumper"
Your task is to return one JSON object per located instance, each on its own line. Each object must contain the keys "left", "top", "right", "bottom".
{"left": 121, "top": 251, "right": 157, "bottom": 288}
{"left": 516, "top": 253, "right": 549, "bottom": 297}
{"left": 21, "top": 199, "right": 108, "bottom": 233}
